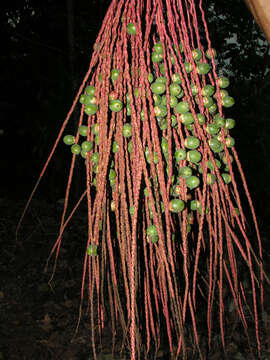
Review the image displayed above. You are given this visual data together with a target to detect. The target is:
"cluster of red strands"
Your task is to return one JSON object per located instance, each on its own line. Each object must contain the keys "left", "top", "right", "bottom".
{"left": 17, "top": 0, "right": 267, "bottom": 359}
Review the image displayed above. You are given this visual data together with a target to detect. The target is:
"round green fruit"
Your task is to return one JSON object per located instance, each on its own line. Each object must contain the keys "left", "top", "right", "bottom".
{"left": 109, "top": 99, "right": 123, "bottom": 112}
{"left": 207, "top": 173, "right": 216, "bottom": 185}
{"left": 151, "top": 52, "right": 163, "bottom": 63}
{"left": 192, "top": 48, "right": 202, "bottom": 61}
{"left": 111, "top": 69, "right": 120, "bottom": 81}
{"left": 184, "top": 62, "right": 193, "bottom": 73}
{"left": 190, "top": 199, "right": 200, "bottom": 210}
{"left": 84, "top": 104, "right": 98, "bottom": 115}
{"left": 202, "top": 85, "right": 215, "bottom": 97}
{"left": 71, "top": 144, "right": 81, "bottom": 155}
{"left": 185, "top": 175, "right": 200, "bottom": 189}
{"left": 154, "top": 105, "right": 167, "bottom": 118}
{"left": 222, "top": 96, "right": 235, "bottom": 108}
{"left": 146, "top": 225, "right": 158, "bottom": 239}
{"left": 153, "top": 42, "right": 163, "bottom": 54}
{"left": 81, "top": 141, "right": 93, "bottom": 152}
{"left": 123, "top": 123, "right": 132, "bottom": 138}
{"left": 170, "top": 83, "right": 182, "bottom": 97}
{"left": 172, "top": 73, "right": 182, "bottom": 84}
{"left": 184, "top": 136, "right": 200, "bottom": 149}
{"left": 196, "top": 62, "right": 211, "bottom": 75}
{"left": 127, "top": 22, "right": 136, "bottom": 35}
{"left": 175, "top": 101, "right": 190, "bottom": 114}
{"left": 206, "top": 123, "right": 219, "bottom": 135}
{"left": 85, "top": 85, "right": 96, "bottom": 96}
{"left": 169, "top": 199, "right": 185, "bottom": 213}
{"left": 187, "top": 150, "right": 202, "bottom": 163}
{"left": 63, "top": 135, "right": 75, "bottom": 145}
{"left": 175, "top": 149, "right": 186, "bottom": 161}
{"left": 225, "top": 118, "right": 236, "bottom": 129}
{"left": 179, "top": 166, "right": 192, "bottom": 178}
{"left": 222, "top": 173, "right": 231, "bottom": 184}
{"left": 150, "top": 82, "right": 166, "bottom": 95}
{"left": 90, "top": 152, "right": 99, "bottom": 163}
{"left": 78, "top": 125, "right": 88, "bottom": 137}
{"left": 218, "top": 77, "right": 230, "bottom": 89}
{"left": 197, "top": 113, "right": 205, "bottom": 125}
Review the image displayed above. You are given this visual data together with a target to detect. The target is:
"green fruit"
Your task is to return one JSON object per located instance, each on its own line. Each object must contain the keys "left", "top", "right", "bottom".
{"left": 156, "top": 76, "right": 167, "bottom": 84}
{"left": 126, "top": 104, "right": 131, "bottom": 116}
{"left": 146, "top": 225, "right": 158, "bottom": 239}
{"left": 187, "top": 150, "right": 201, "bottom": 163}
{"left": 158, "top": 118, "right": 168, "bottom": 130}
{"left": 206, "top": 48, "right": 217, "bottom": 58}
{"left": 79, "top": 94, "right": 87, "bottom": 104}
{"left": 144, "top": 187, "right": 149, "bottom": 197}
{"left": 154, "top": 105, "right": 167, "bottom": 117}
{"left": 169, "top": 96, "right": 178, "bottom": 108}
{"left": 71, "top": 144, "right": 81, "bottom": 155}
{"left": 78, "top": 125, "right": 88, "bottom": 136}
{"left": 85, "top": 86, "right": 96, "bottom": 96}
{"left": 154, "top": 42, "right": 163, "bottom": 54}
{"left": 129, "top": 206, "right": 135, "bottom": 216}
{"left": 153, "top": 94, "right": 161, "bottom": 105}
{"left": 175, "top": 149, "right": 186, "bottom": 161}
{"left": 109, "top": 100, "right": 123, "bottom": 112}
{"left": 197, "top": 113, "right": 205, "bottom": 125}
{"left": 172, "top": 73, "right": 182, "bottom": 84}
{"left": 207, "top": 173, "right": 216, "bottom": 185}
{"left": 87, "top": 244, "right": 98, "bottom": 256}
{"left": 192, "top": 48, "right": 202, "bottom": 61}
{"left": 190, "top": 199, "right": 200, "bottom": 210}
{"left": 225, "top": 118, "right": 236, "bottom": 129}
{"left": 184, "top": 136, "right": 200, "bottom": 149}
{"left": 203, "top": 96, "right": 214, "bottom": 108}
{"left": 90, "top": 152, "right": 99, "bottom": 163}
{"left": 175, "top": 101, "right": 190, "bottom": 114}
{"left": 111, "top": 69, "right": 120, "bottom": 81}
{"left": 109, "top": 169, "right": 116, "bottom": 180}
{"left": 63, "top": 135, "right": 75, "bottom": 145}
{"left": 170, "top": 83, "right": 182, "bottom": 96}
{"left": 84, "top": 104, "right": 98, "bottom": 115}
{"left": 208, "top": 103, "right": 217, "bottom": 114}
{"left": 127, "top": 22, "right": 136, "bottom": 35}
{"left": 81, "top": 141, "right": 93, "bottom": 152}
{"left": 84, "top": 95, "right": 97, "bottom": 105}
{"left": 207, "top": 159, "right": 221, "bottom": 170}
{"left": 150, "top": 82, "right": 166, "bottom": 95}
{"left": 169, "top": 199, "right": 185, "bottom": 213}
{"left": 206, "top": 123, "right": 219, "bottom": 135}
{"left": 123, "top": 123, "right": 132, "bottom": 138}
{"left": 202, "top": 85, "right": 215, "bottom": 97}
{"left": 184, "top": 62, "right": 193, "bottom": 73}
{"left": 151, "top": 52, "right": 163, "bottom": 63}
{"left": 179, "top": 166, "right": 192, "bottom": 178}
{"left": 148, "top": 73, "right": 154, "bottom": 83}
{"left": 208, "top": 138, "right": 222, "bottom": 152}
{"left": 196, "top": 62, "right": 211, "bottom": 75}
{"left": 214, "top": 114, "right": 225, "bottom": 128}
{"left": 222, "top": 173, "right": 231, "bottom": 184}
{"left": 191, "top": 83, "right": 199, "bottom": 96}
{"left": 186, "top": 176, "right": 200, "bottom": 189}
{"left": 225, "top": 137, "right": 235, "bottom": 147}
{"left": 222, "top": 96, "right": 235, "bottom": 108}
{"left": 218, "top": 77, "right": 230, "bottom": 88}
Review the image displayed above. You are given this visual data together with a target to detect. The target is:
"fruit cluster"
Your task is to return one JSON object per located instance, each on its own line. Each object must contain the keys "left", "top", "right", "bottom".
{"left": 63, "top": 31, "right": 237, "bottom": 246}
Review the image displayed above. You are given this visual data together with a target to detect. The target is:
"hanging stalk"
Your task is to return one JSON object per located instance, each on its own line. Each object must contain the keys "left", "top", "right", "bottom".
{"left": 17, "top": 0, "right": 267, "bottom": 359}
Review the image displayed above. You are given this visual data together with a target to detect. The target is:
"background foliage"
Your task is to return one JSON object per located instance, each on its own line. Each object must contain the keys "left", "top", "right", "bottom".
{"left": 1, "top": 0, "right": 270, "bottom": 221}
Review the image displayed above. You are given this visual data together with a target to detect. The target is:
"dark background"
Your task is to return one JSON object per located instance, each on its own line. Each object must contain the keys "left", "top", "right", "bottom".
{"left": 1, "top": 0, "right": 270, "bottom": 220}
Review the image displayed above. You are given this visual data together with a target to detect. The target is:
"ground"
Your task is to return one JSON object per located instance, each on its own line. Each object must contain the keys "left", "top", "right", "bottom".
{"left": 0, "top": 198, "right": 270, "bottom": 360}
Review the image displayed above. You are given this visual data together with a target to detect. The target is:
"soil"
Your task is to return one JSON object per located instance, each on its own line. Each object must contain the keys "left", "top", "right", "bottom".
{"left": 0, "top": 198, "right": 270, "bottom": 360}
